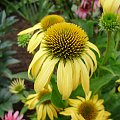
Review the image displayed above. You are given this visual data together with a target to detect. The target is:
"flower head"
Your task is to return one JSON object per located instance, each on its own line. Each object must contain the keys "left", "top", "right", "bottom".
{"left": 3, "top": 111, "right": 24, "bottom": 120}
{"left": 60, "top": 91, "right": 111, "bottom": 120}
{"left": 75, "top": 0, "right": 99, "bottom": 19}
{"left": 28, "top": 22, "right": 100, "bottom": 100}
{"left": 18, "top": 15, "right": 65, "bottom": 53}
{"left": 25, "top": 86, "right": 58, "bottom": 120}
{"left": 9, "top": 79, "right": 25, "bottom": 94}
{"left": 99, "top": 0, "right": 120, "bottom": 31}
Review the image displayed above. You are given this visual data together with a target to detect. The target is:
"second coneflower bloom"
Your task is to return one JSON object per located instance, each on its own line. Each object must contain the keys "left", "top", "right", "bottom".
{"left": 28, "top": 22, "right": 100, "bottom": 100}
{"left": 18, "top": 14, "right": 65, "bottom": 53}
{"left": 60, "top": 91, "right": 111, "bottom": 120}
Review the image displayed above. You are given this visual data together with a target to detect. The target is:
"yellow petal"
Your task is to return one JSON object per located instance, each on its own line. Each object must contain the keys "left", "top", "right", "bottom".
{"left": 31, "top": 53, "right": 47, "bottom": 78}
{"left": 72, "top": 59, "right": 81, "bottom": 90}
{"left": 111, "top": 0, "right": 120, "bottom": 13}
{"left": 46, "top": 105, "right": 54, "bottom": 120}
{"left": 18, "top": 23, "right": 42, "bottom": 35}
{"left": 37, "top": 104, "right": 43, "bottom": 120}
{"left": 57, "top": 60, "right": 64, "bottom": 95}
{"left": 28, "top": 32, "right": 44, "bottom": 53}
{"left": 79, "top": 59, "right": 89, "bottom": 95}
{"left": 87, "top": 41, "right": 100, "bottom": 57}
{"left": 49, "top": 104, "right": 57, "bottom": 118}
{"left": 28, "top": 49, "right": 47, "bottom": 79}
{"left": 103, "top": 0, "right": 114, "bottom": 13}
{"left": 85, "top": 91, "right": 92, "bottom": 100}
{"left": 42, "top": 105, "right": 47, "bottom": 120}
{"left": 81, "top": 54, "right": 94, "bottom": 77}
{"left": 34, "top": 57, "right": 59, "bottom": 92}
{"left": 86, "top": 49, "right": 97, "bottom": 70}
{"left": 62, "top": 60, "right": 73, "bottom": 100}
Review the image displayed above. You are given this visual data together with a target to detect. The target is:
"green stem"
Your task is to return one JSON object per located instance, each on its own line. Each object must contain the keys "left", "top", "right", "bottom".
{"left": 102, "top": 31, "right": 112, "bottom": 65}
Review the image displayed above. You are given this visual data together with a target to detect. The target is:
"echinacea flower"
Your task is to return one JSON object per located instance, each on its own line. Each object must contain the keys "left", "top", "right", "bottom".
{"left": 75, "top": 0, "right": 99, "bottom": 19}
{"left": 3, "top": 111, "right": 24, "bottom": 120}
{"left": 9, "top": 79, "right": 25, "bottom": 94}
{"left": 28, "top": 22, "right": 100, "bottom": 100}
{"left": 25, "top": 86, "right": 58, "bottom": 120}
{"left": 60, "top": 91, "right": 111, "bottom": 120}
{"left": 99, "top": 0, "right": 120, "bottom": 31}
{"left": 18, "top": 15, "right": 65, "bottom": 53}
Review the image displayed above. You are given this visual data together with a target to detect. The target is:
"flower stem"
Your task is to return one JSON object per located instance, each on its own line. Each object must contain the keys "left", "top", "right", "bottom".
{"left": 102, "top": 31, "right": 112, "bottom": 65}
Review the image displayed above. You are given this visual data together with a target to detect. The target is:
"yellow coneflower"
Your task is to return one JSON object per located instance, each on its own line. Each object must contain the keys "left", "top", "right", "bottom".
{"left": 18, "top": 15, "right": 65, "bottom": 53}
{"left": 115, "top": 79, "right": 120, "bottom": 93}
{"left": 99, "top": 0, "right": 120, "bottom": 31}
{"left": 25, "top": 86, "right": 58, "bottom": 120}
{"left": 60, "top": 91, "right": 111, "bottom": 120}
{"left": 9, "top": 78, "right": 25, "bottom": 94}
{"left": 28, "top": 22, "right": 100, "bottom": 100}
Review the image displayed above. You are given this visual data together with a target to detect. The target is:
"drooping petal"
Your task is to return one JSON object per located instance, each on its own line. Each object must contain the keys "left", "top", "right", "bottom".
{"left": 28, "top": 49, "right": 47, "bottom": 79}
{"left": 72, "top": 59, "right": 81, "bottom": 90}
{"left": 57, "top": 60, "right": 64, "bottom": 95}
{"left": 87, "top": 41, "right": 100, "bottom": 57}
{"left": 31, "top": 53, "right": 47, "bottom": 78}
{"left": 49, "top": 104, "right": 58, "bottom": 118}
{"left": 28, "top": 32, "right": 44, "bottom": 53}
{"left": 86, "top": 49, "right": 97, "bottom": 70}
{"left": 46, "top": 104, "right": 54, "bottom": 120}
{"left": 79, "top": 59, "right": 89, "bottom": 95}
{"left": 34, "top": 57, "right": 59, "bottom": 92}
{"left": 62, "top": 60, "right": 73, "bottom": 100}
{"left": 18, "top": 23, "right": 42, "bottom": 35}
{"left": 37, "top": 104, "right": 43, "bottom": 120}
{"left": 42, "top": 105, "right": 47, "bottom": 120}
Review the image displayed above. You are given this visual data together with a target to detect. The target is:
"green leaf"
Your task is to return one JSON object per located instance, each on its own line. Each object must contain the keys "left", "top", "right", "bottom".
{"left": 51, "top": 78, "right": 67, "bottom": 108}
{"left": 0, "top": 109, "right": 4, "bottom": 118}
{"left": 91, "top": 74, "right": 113, "bottom": 94}
{"left": 11, "top": 71, "right": 28, "bottom": 79}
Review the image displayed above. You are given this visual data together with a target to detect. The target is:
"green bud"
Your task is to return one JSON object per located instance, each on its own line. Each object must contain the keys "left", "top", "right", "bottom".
{"left": 17, "top": 34, "right": 32, "bottom": 47}
{"left": 99, "top": 13, "right": 120, "bottom": 32}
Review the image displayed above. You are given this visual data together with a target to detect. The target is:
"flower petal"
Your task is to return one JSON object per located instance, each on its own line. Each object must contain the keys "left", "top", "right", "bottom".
{"left": 28, "top": 32, "right": 44, "bottom": 53}
{"left": 34, "top": 57, "right": 59, "bottom": 92}
{"left": 18, "top": 23, "right": 42, "bottom": 35}
{"left": 62, "top": 60, "right": 73, "bottom": 100}
{"left": 79, "top": 59, "right": 89, "bottom": 95}
{"left": 87, "top": 41, "right": 100, "bottom": 57}
{"left": 28, "top": 49, "right": 47, "bottom": 79}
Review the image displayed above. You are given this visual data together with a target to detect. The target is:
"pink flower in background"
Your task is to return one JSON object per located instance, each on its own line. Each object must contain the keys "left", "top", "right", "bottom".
{"left": 75, "top": 0, "right": 99, "bottom": 19}
{"left": 3, "top": 111, "right": 25, "bottom": 120}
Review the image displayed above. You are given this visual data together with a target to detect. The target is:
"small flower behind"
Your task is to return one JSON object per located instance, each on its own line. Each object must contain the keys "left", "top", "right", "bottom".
{"left": 3, "top": 111, "right": 25, "bottom": 120}
{"left": 9, "top": 78, "right": 25, "bottom": 94}
{"left": 25, "top": 85, "right": 58, "bottom": 120}
{"left": 18, "top": 14, "right": 65, "bottom": 53}
{"left": 60, "top": 91, "right": 111, "bottom": 120}
{"left": 75, "top": 0, "right": 99, "bottom": 19}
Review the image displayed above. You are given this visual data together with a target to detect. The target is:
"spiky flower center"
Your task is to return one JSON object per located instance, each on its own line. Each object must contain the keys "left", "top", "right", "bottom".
{"left": 40, "top": 15, "right": 65, "bottom": 30}
{"left": 100, "top": 13, "right": 120, "bottom": 31}
{"left": 79, "top": 101, "right": 98, "bottom": 120}
{"left": 44, "top": 23, "right": 88, "bottom": 60}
